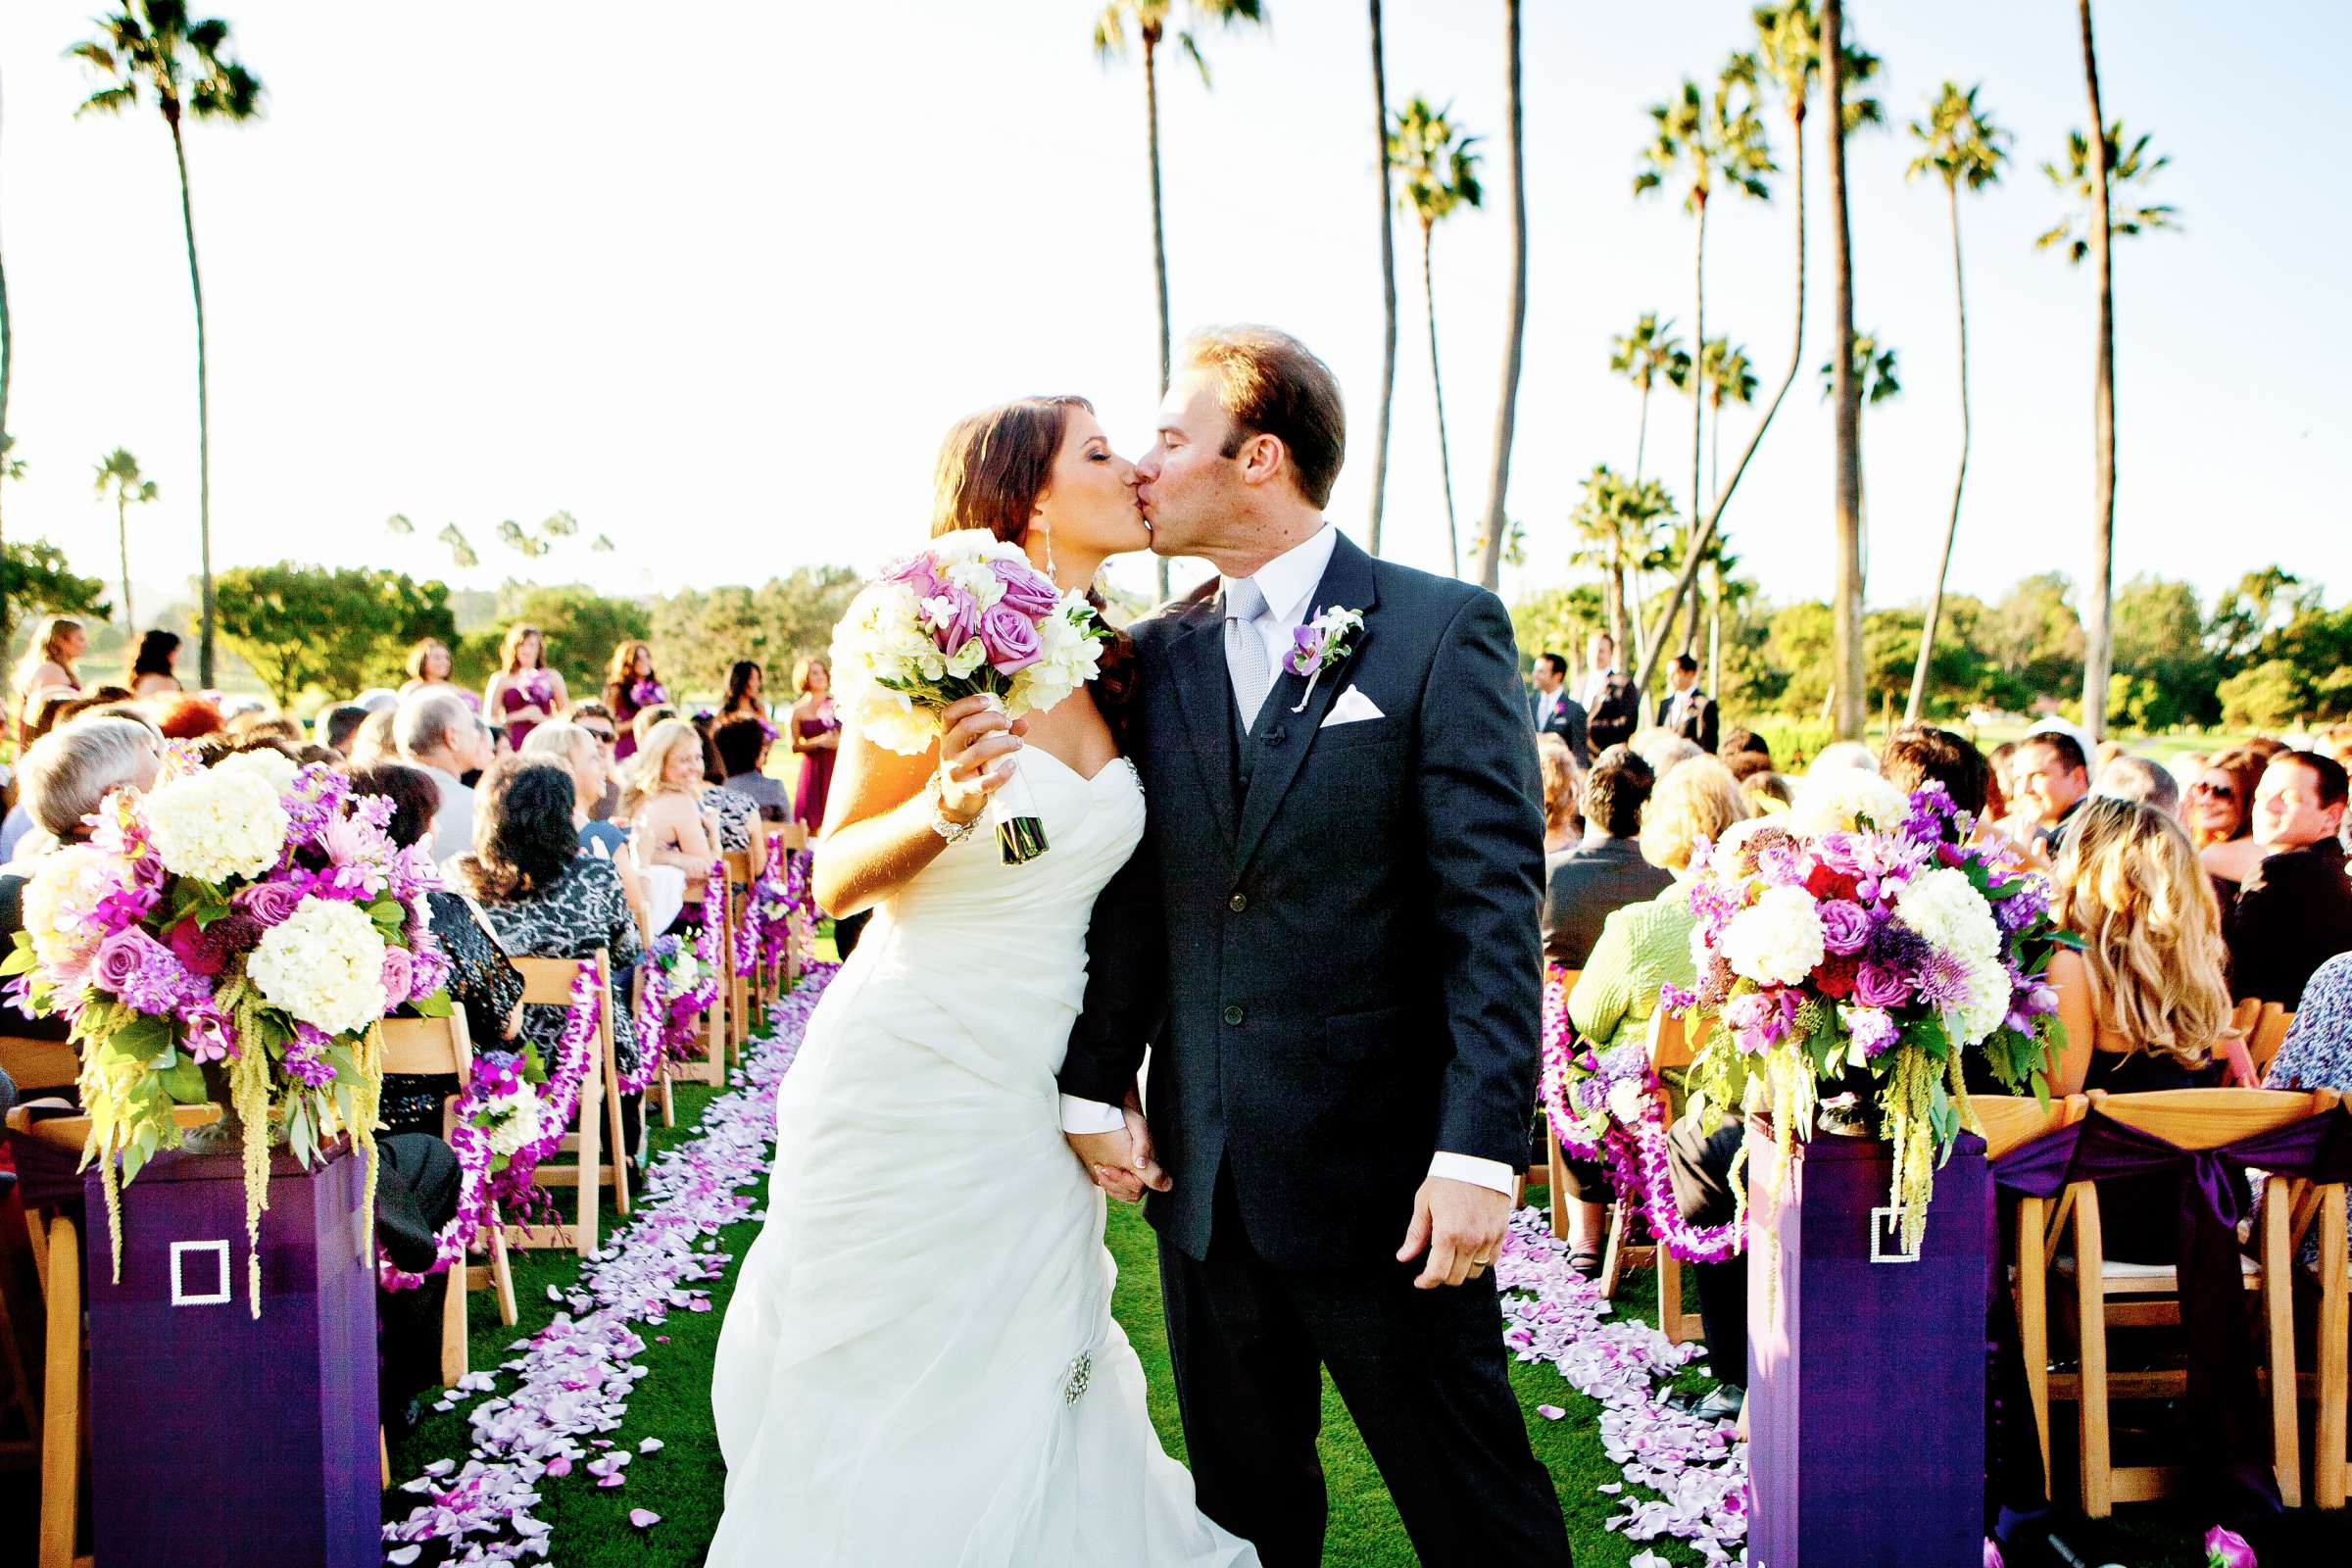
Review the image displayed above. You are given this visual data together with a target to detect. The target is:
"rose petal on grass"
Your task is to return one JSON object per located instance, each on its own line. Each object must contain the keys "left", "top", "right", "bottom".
{"left": 1536, "top": 1404, "right": 1567, "bottom": 1420}
{"left": 629, "top": 1508, "right": 662, "bottom": 1530}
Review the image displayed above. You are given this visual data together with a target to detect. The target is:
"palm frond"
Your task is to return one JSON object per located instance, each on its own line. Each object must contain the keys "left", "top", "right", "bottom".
{"left": 385, "top": 513, "right": 415, "bottom": 535}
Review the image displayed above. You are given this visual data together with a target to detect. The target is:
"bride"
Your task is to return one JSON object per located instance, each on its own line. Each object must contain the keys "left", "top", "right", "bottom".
{"left": 709, "top": 397, "right": 1256, "bottom": 1566}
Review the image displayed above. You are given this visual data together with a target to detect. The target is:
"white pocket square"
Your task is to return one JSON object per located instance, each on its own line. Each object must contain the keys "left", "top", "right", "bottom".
{"left": 1319, "top": 686, "right": 1386, "bottom": 728}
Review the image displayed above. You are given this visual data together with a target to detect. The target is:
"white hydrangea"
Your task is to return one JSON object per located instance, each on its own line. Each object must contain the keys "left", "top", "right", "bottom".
{"left": 143, "top": 765, "right": 289, "bottom": 883}
{"left": 214, "top": 747, "right": 298, "bottom": 795}
{"left": 1005, "top": 595, "right": 1104, "bottom": 720}
{"left": 246, "top": 896, "right": 388, "bottom": 1038}
{"left": 21, "top": 844, "right": 124, "bottom": 968}
{"left": 1718, "top": 883, "right": 1828, "bottom": 987}
{"left": 1893, "top": 866, "right": 2000, "bottom": 963}
{"left": 828, "top": 582, "right": 941, "bottom": 757}
{"left": 1788, "top": 768, "right": 1913, "bottom": 836}
{"left": 1950, "top": 952, "right": 2014, "bottom": 1047}
{"left": 480, "top": 1090, "right": 547, "bottom": 1159}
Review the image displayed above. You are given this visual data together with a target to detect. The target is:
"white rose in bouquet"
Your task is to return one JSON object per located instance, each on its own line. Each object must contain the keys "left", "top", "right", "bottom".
{"left": 246, "top": 896, "right": 389, "bottom": 1038}
{"left": 144, "top": 765, "right": 290, "bottom": 883}
{"left": 1719, "top": 883, "right": 1828, "bottom": 987}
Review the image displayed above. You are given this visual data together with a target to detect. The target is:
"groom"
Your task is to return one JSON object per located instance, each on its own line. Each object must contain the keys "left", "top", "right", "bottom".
{"left": 1059, "top": 326, "right": 1571, "bottom": 1565}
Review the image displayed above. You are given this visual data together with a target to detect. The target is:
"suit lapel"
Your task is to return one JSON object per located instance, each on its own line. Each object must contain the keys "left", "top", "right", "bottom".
{"left": 1155, "top": 596, "right": 1241, "bottom": 855}
{"left": 1232, "top": 533, "right": 1381, "bottom": 873}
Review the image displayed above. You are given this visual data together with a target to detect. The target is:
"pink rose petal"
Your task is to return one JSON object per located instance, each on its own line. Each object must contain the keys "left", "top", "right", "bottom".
{"left": 629, "top": 1508, "right": 662, "bottom": 1529}
{"left": 1536, "top": 1404, "right": 1567, "bottom": 1420}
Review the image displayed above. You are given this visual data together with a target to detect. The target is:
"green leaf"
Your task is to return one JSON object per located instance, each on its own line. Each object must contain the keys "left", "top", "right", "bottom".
{"left": 157, "top": 1054, "right": 208, "bottom": 1102}
{"left": 111, "top": 1014, "right": 172, "bottom": 1062}
{"left": 0, "top": 933, "right": 36, "bottom": 976}
{"left": 411, "top": 990, "right": 454, "bottom": 1019}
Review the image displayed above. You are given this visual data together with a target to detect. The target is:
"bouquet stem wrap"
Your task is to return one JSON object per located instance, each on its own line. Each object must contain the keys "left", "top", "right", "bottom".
{"left": 984, "top": 700, "right": 1050, "bottom": 865}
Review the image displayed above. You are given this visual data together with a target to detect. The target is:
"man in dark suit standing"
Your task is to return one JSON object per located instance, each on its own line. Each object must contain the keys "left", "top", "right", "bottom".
{"left": 1655, "top": 654, "right": 1720, "bottom": 753}
{"left": 1060, "top": 326, "right": 1571, "bottom": 1567}
{"left": 1528, "top": 650, "right": 1589, "bottom": 765}
{"left": 1579, "top": 632, "right": 1640, "bottom": 754}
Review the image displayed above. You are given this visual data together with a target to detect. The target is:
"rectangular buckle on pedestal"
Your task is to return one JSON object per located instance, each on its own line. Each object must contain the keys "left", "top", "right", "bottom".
{"left": 171, "top": 1239, "right": 233, "bottom": 1305}
{"left": 1868, "top": 1206, "right": 1921, "bottom": 1264}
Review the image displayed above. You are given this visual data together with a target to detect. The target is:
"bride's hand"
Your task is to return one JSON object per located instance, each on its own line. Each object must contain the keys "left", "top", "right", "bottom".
{"left": 935, "top": 694, "right": 1028, "bottom": 824}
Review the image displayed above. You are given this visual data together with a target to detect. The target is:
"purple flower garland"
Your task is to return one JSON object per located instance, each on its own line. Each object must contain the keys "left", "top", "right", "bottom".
{"left": 379, "top": 960, "right": 605, "bottom": 1292}
{"left": 1539, "top": 968, "right": 1743, "bottom": 1267}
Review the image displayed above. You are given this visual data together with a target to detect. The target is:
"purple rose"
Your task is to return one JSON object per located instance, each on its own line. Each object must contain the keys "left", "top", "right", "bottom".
{"left": 380, "top": 946, "right": 416, "bottom": 1006}
{"left": 235, "top": 879, "right": 307, "bottom": 928}
{"left": 92, "top": 927, "right": 163, "bottom": 997}
{"left": 924, "top": 587, "right": 979, "bottom": 656}
{"left": 883, "top": 552, "right": 945, "bottom": 602}
{"left": 977, "top": 603, "right": 1043, "bottom": 674}
{"left": 988, "top": 558, "right": 1062, "bottom": 617}
{"left": 1818, "top": 899, "right": 1872, "bottom": 956}
{"left": 1852, "top": 960, "right": 1912, "bottom": 1009}
{"left": 2202, "top": 1526, "right": 2257, "bottom": 1568}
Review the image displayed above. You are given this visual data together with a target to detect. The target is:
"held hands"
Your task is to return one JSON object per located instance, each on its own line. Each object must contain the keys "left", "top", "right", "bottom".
{"left": 936, "top": 695, "right": 1031, "bottom": 825}
{"left": 1066, "top": 1087, "right": 1170, "bottom": 1204}
{"left": 1396, "top": 1174, "right": 1513, "bottom": 1290}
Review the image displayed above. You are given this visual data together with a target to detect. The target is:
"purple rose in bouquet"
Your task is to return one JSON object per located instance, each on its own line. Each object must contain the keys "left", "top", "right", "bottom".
{"left": 1853, "top": 959, "right": 1912, "bottom": 1009}
{"left": 883, "top": 552, "right": 945, "bottom": 602}
{"left": 236, "top": 879, "right": 308, "bottom": 928}
{"left": 923, "top": 587, "right": 980, "bottom": 656}
{"left": 380, "top": 946, "right": 416, "bottom": 1008}
{"left": 1818, "top": 899, "right": 1872, "bottom": 956}
{"left": 2203, "top": 1526, "right": 2257, "bottom": 1568}
{"left": 92, "top": 927, "right": 170, "bottom": 999}
{"left": 977, "top": 604, "right": 1044, "bottom": 674}
{"left": 988, "top": 557, "right": 1063, "bottom": 617}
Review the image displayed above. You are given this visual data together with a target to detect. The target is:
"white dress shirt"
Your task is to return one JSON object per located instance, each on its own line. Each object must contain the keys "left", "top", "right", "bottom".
{"left": 1534, "top": 688, "right": 1562, "bottom": 730}
{"left": 1578, "top": 667, "right": 1618, "bottom": 713}
{"left": 1060, "top": 523, "right": 1518, "bottom": 1198}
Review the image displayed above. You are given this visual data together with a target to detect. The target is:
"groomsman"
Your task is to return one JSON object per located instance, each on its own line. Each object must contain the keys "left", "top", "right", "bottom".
{"left": 1579, "top": 632, "right": 1640, "bottom": 755}
{"left": 1527, "top": 652, "right": 1589, "bottom": 765}
{"left": 1654, "top": 654, "right": 1719, "bottom": 754}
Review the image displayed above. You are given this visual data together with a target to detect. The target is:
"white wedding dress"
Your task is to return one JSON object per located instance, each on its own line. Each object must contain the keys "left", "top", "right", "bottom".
{"left": 710, "top": 751, "right": 1256, "bottom": 1567}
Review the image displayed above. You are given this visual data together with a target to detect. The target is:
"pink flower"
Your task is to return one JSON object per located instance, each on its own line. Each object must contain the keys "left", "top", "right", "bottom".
{"left": 381, "top": 946, "right": 416, "bottom": 1006}
{"left": 921, "top": 588, "right": 979, "bottom": 656}
{"left": 1818, "top": 899, "right": 1871, "bottom": 956}
{"left": 882, "top": 552, "right": 944, "bottom": 601}
{"left": 91, "top": 927, "right": 166, "bottom": 997}
{"left": 1852, "top": 959, "right": 1912, "bottom": 1009}
{"left": 235, "top": 879, "right": 306, "bottom": 928}
{"left": 185, "top": 1004, "right": 234, "bottom": 1065}
{"left": 988, "top": 557, "right": 1063, "bottom": 617}
{"left": 2203, "top": 1526, "right": 2257, "bottom": 1568}
{"left": 977, "top": 603, "right": 1043, "bottom": 674}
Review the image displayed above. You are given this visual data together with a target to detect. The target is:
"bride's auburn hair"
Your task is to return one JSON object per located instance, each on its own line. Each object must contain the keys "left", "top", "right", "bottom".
{"left": 928, "top": 395, "right": 1136, "bottom": 735}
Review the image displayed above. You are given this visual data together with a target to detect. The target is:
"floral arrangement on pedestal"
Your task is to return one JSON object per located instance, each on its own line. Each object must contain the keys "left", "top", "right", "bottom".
{"left": 1664, "top": 775, "right": 2076, "bottom": 1251}
{"left": 750, "top": 838, "right": 814, "bottom": 977}
{"left": 3, "top": 753, "right": 450, "bottom": 1313}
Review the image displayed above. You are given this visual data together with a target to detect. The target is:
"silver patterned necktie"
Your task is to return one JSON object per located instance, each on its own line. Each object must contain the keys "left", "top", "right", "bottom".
{"left": 1224, "top": 576, "right": 1271, "bottom": 733}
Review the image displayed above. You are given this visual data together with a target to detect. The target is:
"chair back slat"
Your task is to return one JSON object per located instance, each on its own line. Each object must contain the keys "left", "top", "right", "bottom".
{"left": 0, "top": 1036, "right": 79, "bottom": 1094}
{"left": 2087, "top": 1087, "right": 2328, "bottom": 1150}
{"left": 724, "top": 849, "right": 754, "bottom": 882}
{"left": 1646, "top": 1007, "right": 1693, "bottom": 1072}
{"left": 2247, "top": 1004, "right": 2292, "bottom": 1078}
{"left": 378, "top": 1010, "right": 475, "bottom": 1078}
{"left": 514, "top": 953, "right": 602, "bottom": 1006}
{"left": 1976, "top": 1092, "right": 2085, "bottom": 1161}
{"left": 773, "top": 822, "right": 811, "bottom": 852}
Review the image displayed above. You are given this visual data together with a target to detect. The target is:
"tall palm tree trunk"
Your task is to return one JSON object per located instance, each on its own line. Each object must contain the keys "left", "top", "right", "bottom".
{"left": 169, "top": 116, "right": 217, "bottom": 688}
{"left": 1605, "top": 547, "right": 1626, "bottom": 654}
{"left": 1366, "top": 0, "right": 1397, "bottom": 557}
{"left": 1682, "top": 194, "right": 1706, "bottom": 676}
{"left": 1635, "top": 105, "right": 1807, "bottom": 692}
{"left": 1421, "top": 227, "right": 1459, "bottom": 577}
{"left": 1707, "top": 568, "right": 1724, "bottom": 699}
{"left": 1907, "top": 180, "right": 1970, "bottom": 723}
{"left": 1824, "top": 0, "right": 1865, "bottom": 740}
{"left": 1632, "top": 380, "right": 1650, "bottom": 485}
{"left": 1471, "top": 0, "right": 1526, "bottom": 593}
{"left": 1, "top": 71, "right": 16, "bottom": 680}
{"left": 2079, "top": 0, "right": 2115, "bottom": 738}
{"left": 1143, "top": 32, "right": 1174, "bottom": 602}
{"left": 118, "top": 495, "right": 135, "bottom": 632}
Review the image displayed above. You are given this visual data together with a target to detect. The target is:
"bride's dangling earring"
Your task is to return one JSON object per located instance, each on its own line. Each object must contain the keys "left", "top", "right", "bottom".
{"left": 1038, "top": 519, "right": 1057, "bottom": 581}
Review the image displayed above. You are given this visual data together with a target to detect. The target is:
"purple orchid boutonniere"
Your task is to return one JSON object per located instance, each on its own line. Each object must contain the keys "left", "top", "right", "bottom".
{"left": 1286, "top": 605, "right": 1365, "bottom": 712}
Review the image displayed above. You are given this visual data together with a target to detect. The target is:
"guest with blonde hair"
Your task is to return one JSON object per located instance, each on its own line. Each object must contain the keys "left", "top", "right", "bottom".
{"left": 12, "top": 615, "right": 84, "bottom": 739}
{"left": 622, "top": 717, "right": 722, "bottom": 931}
{"left": 2189, "top": 746, "right": 2269, "bottom": 892}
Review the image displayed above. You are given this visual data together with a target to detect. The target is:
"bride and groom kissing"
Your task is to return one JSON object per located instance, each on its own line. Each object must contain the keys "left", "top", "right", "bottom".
{"left": 708, "top": 325, "right": 1574, "bottom": 1565}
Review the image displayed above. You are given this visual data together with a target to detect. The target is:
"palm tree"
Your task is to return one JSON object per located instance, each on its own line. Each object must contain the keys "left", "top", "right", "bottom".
{"left": 1903, "top": 81, "right": 2007, "bottom": 723}
{"left": 437, "top": 522, "right": 478, "bottom": 569}
{"left": 1696, "top": 336, "right": 1755, "bottom": 509}
{"left": 1365, "top": 0, "right": 1397, "bottom": 557}
{"left": 94, "top": 448, "right": 158, "bottom": 629}
{"left": 1570, "top": 465, "right": 1674, "bottom": 657}
{"left": 1608, "top": 314, "right": 1690, "bottom": 486}
{"left": 0, "top": 68, "right": 13, "bottom": 670}
{"left": 71, "top": 3, "right": 263, "bottom": 690}
{"left": 1820, "top": 0, "right": 1864, "bottom": 738}
{"left": 1093, "top": 0, "right": 1266, "bottom": 600}
{"left": 1390, "top": 97, "right": 1483, "bottom": 578}
{"left": 1470, "top": 0, "right": 1527, "bottom": 594}
{"left": 1703, "top": 536, "right": 1748, "bottom": 700}
{"left": 2037, "top": 3, "right": 2180, "bottom": 739}
{"left": 1819, "top": 328, "right": 1897, "bottom": 580}
{"left": 1629, "top": 47, "right": 1778, "bottom": 693}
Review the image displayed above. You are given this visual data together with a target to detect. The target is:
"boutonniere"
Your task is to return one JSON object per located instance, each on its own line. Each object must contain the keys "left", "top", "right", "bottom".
{"left": 1285, "top": 605, "right": 1365, "bottom": 712}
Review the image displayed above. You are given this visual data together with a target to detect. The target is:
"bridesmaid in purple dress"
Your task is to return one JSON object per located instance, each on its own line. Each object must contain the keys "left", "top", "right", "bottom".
{"left": 482, "top": 624, "right": 567, "bottom": 750}
{"left": 602, "top": 639, "right": 666, "bottom": 763}
{"left": 789, "top": 656, "right": 841, "bottom": 829}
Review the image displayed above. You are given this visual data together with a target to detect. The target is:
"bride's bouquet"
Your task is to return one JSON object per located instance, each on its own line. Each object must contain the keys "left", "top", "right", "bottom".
{"left": 829, "top": 529, "right": 1109, "bottom": 863}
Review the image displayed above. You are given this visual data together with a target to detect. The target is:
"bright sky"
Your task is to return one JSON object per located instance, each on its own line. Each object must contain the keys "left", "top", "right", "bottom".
{"left": 4, "top": 1, "right": 2345, "bottom": 623}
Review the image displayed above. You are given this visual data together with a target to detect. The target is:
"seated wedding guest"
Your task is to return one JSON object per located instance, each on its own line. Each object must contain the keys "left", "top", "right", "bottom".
{"left": 2043, "top": 797, "right": 2232, "bottom": 1259}
{"left": 11, "top": 615, "right": 84, "bottom": 742}
{"left": 1528, "top": 651, "right": 1589, "bottom": 766}
{"left": 2095, "top": 754, "right": 2180, "bottom": 817}
{"left": 1723, "top": 749, "right": 1774, "bottom": 785}
{"left": 1985, "top": 739, "right": 2020, "bottom": 830}
{"left": 226, "top": 708, "right": 303, "bottom": 747}
{"left": 395, "top": 687, "right": 492, "bottom": 861}
{"left": 631, "top": 703, "right": 678, "bottom": 757}
{"left": 626, "top": 717, "right": 722, "bottom": 917}
{"left": 2261, "top": 952, "right": 2352, "bottom": 1268}
{"left": 318, "top": 701, "right": 371, "bottom": 759}
{"left": 2011, "top": 729, "right": 2090, "bottom": 856}
{"left": 521, "top": 719, "right": 658, "bottom": 936}
{"left": 2192, "top": 746, "right": 2271, "bottom": 895}
{"left": 1882, "top": 724, "right": 1990, "bottom": 817}
{"left": 483, "top": 622, "right": 567, "bottom": 750}
{"left": 456, "top": 761, "right": 647, "bottom": 1163}
{"left": 715, "top": 715, "right": 794, "bottom": 824}
{"left": 1571, "top": 757, "right": 1752, "bottom": 1417}
{"left": 346, "top": 762, "right": 523, "bottom": 1136}
{"left": 690, "top": 715, "right": 766, "bottom": 872}
{"left": 1543, "top": 746, "right": 1665, "bottom": 974}
{"left": 1740, "top": 770, "right": 1793, "bottom": 814}
{"left": 1630, "top": 727, "right": 1701, "bottom": 781}
{"left": 1579, "top": 630, "right": 1640, "bottom": 755}
{"left": 1720, "top": 727, "right": 1770, "bottom": 768}
{"left": 1536, "top": 733, "right": 1582, "bottom": 856}
{"left": 568, "top": 702, "right": 625, "bottom": 820}
{"left": 154, "top": 692, "right": 224, "bottom": 740}
{"left": 2225, "top": 750, "right": 2352, "bottom": 1007}
{"left": 346, "top": 707, "right": 399, "bottom": 768}
{"left": 126, "top": 628, "right": 183, "bottom": 697}
{"left": 1654, "top": 654, "right": 1720, "bottom": 753}
{"left": 1808, "top": 739, "right": 1880, "bottom": 776}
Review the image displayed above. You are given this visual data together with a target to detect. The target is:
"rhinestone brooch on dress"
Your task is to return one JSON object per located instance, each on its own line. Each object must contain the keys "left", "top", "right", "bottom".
{"left": 1061, "top": 1351, "right": 1094, "bottom": 1406}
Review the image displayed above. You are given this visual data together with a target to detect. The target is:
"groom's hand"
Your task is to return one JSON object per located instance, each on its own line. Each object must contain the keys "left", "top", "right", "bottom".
{"left": 1396, "top": 1175, "right": 1512, "bottom": 1289}
{"left": 1065, "top": 1124, "right": 1170, "bottom": 1204}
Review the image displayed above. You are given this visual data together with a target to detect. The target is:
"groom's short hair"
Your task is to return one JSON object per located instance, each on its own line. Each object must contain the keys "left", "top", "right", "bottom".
{"left": 1182, "top": 326, "right": 1346, "bottom": 509}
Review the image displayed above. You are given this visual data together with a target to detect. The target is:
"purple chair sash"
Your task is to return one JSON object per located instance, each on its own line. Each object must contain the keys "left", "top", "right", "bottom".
{"left": 1989, "top": 1103, "right": 2352, "bottom": 1517}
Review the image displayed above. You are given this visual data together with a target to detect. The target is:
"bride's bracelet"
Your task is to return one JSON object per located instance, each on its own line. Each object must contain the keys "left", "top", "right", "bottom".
{"left": 929, "top": 778, "right": 981, "bottom": 847}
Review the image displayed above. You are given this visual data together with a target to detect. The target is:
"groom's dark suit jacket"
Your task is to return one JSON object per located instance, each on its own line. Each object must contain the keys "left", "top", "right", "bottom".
{"left": 1060, "top": 532, "right": 1546, "bottom": 1270}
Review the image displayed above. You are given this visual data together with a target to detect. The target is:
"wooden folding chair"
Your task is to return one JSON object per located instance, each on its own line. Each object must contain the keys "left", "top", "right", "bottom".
{"left": 1978, "top": 1091, "right": 2087, "bottom": 1499}
{"left": 766, "top": 824, "right": 812, "bottom": 1004}
{"left": 1598, "top": 1005, "right": 1709, "bottom": 1347}
{"left": 2274, "top": 1088, "right": 2348, "bottom": 1508}
{"left": 723, "top": 849, "right": 755, "bottom": 1061}
{"left": 6, "top": 1100, "right": 220, "bottom": 1568}
{"left": 2047, "top": 1087, "right": 2327, "bottom": 1515}
{"left": 2246, "top": 1004, "right": 2292, "bottom": 1081}
{"left": 503, "top": 953, "right": 624, "bottom": 1254}
{"left": 0, "top": 1038, "right": 76, "bottom": 1483}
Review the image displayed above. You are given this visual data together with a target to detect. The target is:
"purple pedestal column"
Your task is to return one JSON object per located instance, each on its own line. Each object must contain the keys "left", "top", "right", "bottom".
{"left": 84, "top": 1144, "right": 381, "bottom": 1568}
{"left": 1746, "top": 1129, "right": 1990, "bottom": 1568}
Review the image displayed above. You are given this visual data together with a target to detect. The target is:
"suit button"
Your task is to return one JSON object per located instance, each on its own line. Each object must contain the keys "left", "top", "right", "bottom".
{"left": 1228, "top": 893, "right": 1249, "bottom": 913}
{"left": 1223, "top": 1005, "right": 1245, "bottom": 1027}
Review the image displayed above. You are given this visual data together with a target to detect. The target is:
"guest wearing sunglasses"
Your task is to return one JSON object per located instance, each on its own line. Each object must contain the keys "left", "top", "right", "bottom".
{"left": 2190, "top": 746, "right": 2270, "bottom": 899}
